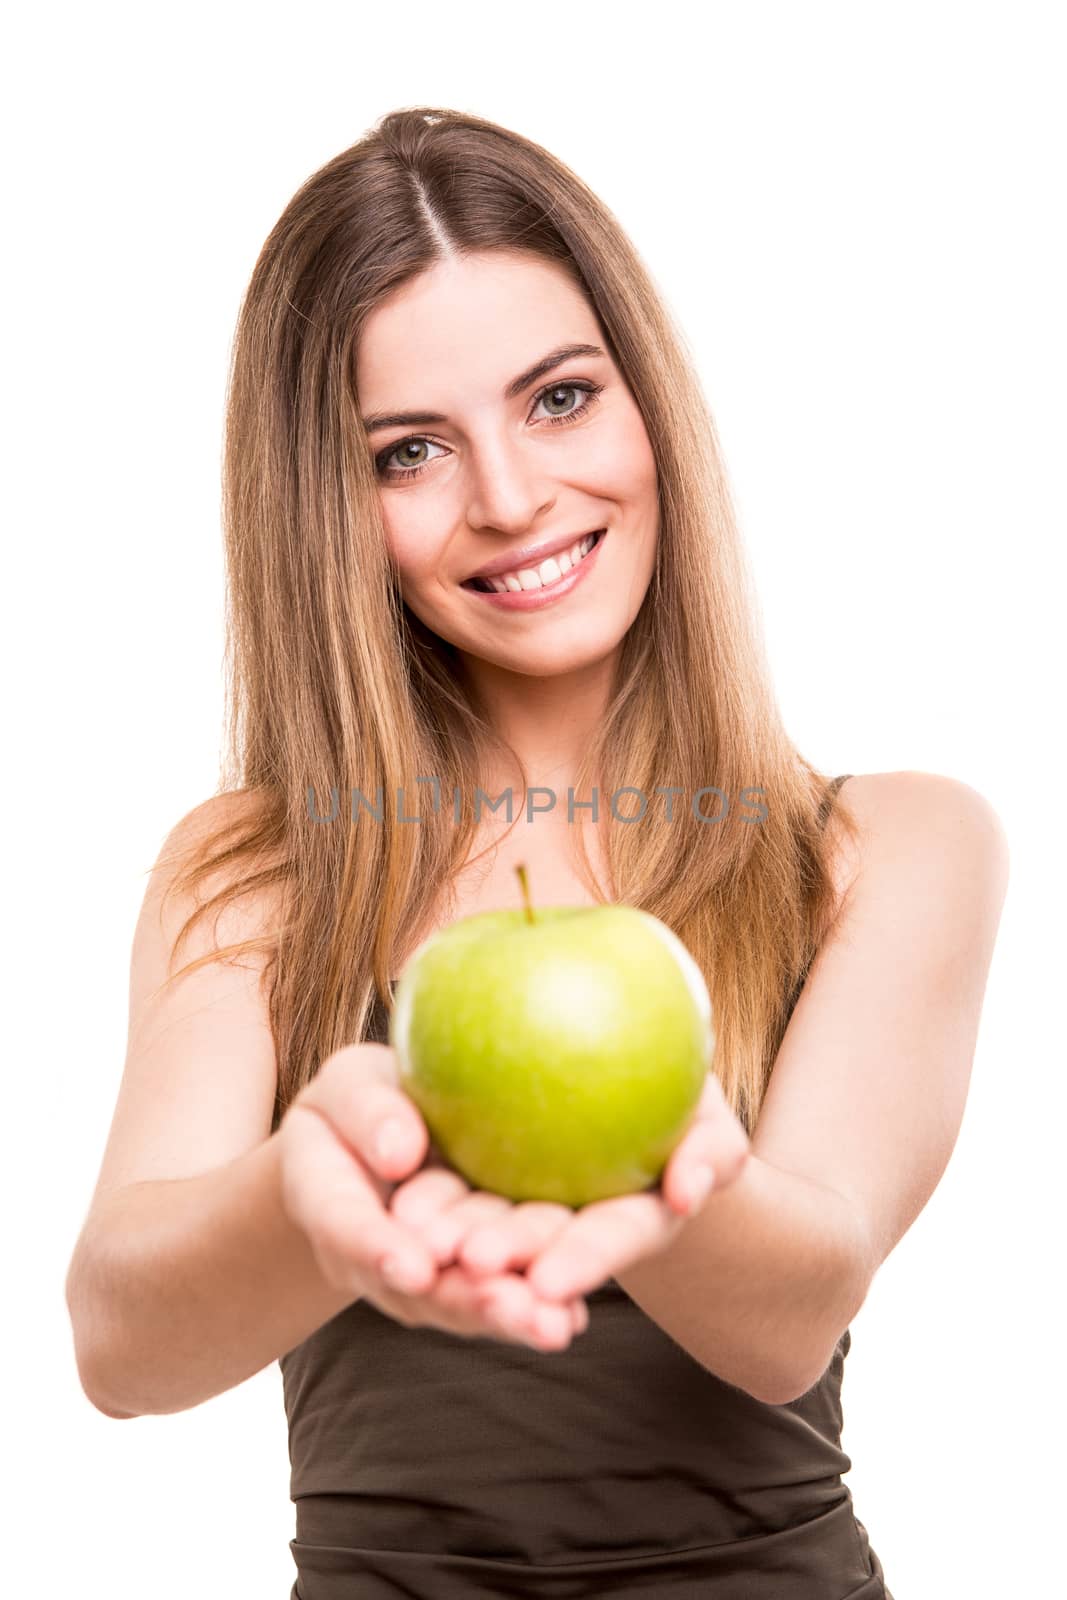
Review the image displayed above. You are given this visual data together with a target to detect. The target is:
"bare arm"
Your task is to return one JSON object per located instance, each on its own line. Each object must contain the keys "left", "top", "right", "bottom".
{"left": 615, "top": 772, "right": 1009, "bottom": 1403}
{"left": 66, "top": 1130, "right": 357, "bottom": 1417}
{"left": 62, "top": 793, "right": 353, "bottom": 1416}
{"left": 65, "top": 796, "right": 587, "bottom": 1417}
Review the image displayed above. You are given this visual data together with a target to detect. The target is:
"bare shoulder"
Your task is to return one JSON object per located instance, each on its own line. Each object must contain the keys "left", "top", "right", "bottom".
{"left": 150, "top": 789, "right": 254, "bottom": 887}
{"left": 827, "top": 770, "right": 1010, "bottom": 914}
{"left": 836, "top": 768, "right": 1007, "bottom": 834}
{"left": 752, "top": 771, "right": 1011, "bottom": 1299}
{"left": 157, "top": 786, "right": 275, "bottom": 880}
{"left": 149, "top": 788, "right": 284, "bottom": 955}
{"left": 82, "top": 790, "right": 287, "bottom": 1207}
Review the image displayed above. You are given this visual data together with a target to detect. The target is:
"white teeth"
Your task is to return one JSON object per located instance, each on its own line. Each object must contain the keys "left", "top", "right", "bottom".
{"left": 483, "top": 532, "right": 599, "bottom": 594}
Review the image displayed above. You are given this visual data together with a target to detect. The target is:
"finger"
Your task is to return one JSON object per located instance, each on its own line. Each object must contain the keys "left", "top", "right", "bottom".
{"left": 458, "top": 1202, "right": 574, "bottom": 1278}
{"left": 421, "top": 1191, "right": 516, "bottom": 1266}
{"left": 389, "top": 1166, "right": 471, "bottom": 1229}
{"left": 282, "top": 1102, "right": 437, "bottom": 1295}
{"left": 662, "top": 1156, "right": 716, "bottom": 1217}
{"left": 474, "top": 1273, "right": 583, "bottom": 1350}
{"left": 302, "top": 1043, "right": 429, "bottom": 1183}
{"left": 525, "top": 1192, "right": 679, "bottom": 1304}
{"left": 663, "top": 1078, "right": 751, "bottom": 1214}
{"left": 432, "top": 1267, "right": 577, "bottom": 1351}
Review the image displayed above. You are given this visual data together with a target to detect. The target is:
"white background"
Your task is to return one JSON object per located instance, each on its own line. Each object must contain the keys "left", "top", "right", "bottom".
{"left": 6, "top": 3, "right": 1063, "bottom": 1596}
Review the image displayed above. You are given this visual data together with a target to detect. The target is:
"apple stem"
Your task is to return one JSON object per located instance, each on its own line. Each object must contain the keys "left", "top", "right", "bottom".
{"left": 515, "top": 863, "right": 536, "bottom": 925}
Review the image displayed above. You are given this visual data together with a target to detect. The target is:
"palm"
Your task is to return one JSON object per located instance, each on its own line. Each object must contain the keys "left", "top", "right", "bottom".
{"left": 387, "top": 1069, "right": 749, "bottom": 1307}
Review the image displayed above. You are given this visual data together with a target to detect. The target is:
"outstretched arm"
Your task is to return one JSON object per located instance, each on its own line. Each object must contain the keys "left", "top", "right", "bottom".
{"left": 606, "top": 772, "right": 1009, "bottom": 1401}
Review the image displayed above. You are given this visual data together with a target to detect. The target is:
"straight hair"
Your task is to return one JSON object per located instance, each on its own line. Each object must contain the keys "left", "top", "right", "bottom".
{"left": 156, "top": 106, "right": 860, "bottom": 1137}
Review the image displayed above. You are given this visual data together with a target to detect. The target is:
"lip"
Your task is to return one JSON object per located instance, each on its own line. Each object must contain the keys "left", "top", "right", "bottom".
{"left": 463, "top": 528, "right": 606, "bottom": 583}
{"left": 461, "top": 529, "right": 607, "bottom": 611}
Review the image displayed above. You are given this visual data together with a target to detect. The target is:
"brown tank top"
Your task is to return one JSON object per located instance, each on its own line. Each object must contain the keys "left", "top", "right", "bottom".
{"left": 279, "top": 775, "right": 894, "bottom": 1597}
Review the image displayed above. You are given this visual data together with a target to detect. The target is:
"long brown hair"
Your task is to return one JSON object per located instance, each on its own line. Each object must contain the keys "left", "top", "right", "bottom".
{"left": 156, "top": 105, "right": 860, "bottom": 1138}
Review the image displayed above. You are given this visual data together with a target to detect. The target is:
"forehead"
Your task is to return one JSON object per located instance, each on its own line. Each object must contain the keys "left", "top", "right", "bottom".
{"left": 354, "top": 252, "right": 601, "bottom": 405}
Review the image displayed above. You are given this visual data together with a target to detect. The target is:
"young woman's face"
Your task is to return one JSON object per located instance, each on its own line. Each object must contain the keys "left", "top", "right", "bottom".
{"left": 354, "top": 250, "right": 659, "bottom": 678}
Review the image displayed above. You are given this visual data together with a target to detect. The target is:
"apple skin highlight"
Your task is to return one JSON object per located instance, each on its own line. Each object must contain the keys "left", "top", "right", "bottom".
{"left": 389, "top": 901, "right": 715, "bottom": 1208}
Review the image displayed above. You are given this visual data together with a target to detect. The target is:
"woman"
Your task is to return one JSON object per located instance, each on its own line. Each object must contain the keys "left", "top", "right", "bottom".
{"left": 66, "top": 108, "right": 1009, "bottom": 1598}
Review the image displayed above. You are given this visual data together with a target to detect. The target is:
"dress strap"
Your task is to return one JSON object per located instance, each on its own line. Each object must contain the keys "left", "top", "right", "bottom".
{"left": 781, "top": 776, "right": 854, "bottom": 1020}
{"left": 817, "top": 772, "right": 852, "bottom": 830}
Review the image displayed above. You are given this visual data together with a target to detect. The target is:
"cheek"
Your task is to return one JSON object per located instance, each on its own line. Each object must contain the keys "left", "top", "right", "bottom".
{"left": 383, "top": 514, "right": 444, "bottom": 584}
{"left": 604, "top": 402, "right": 658, "bottom": 508}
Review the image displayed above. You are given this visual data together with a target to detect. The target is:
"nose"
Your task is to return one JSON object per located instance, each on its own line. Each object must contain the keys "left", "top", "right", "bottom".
{"left": 462, "top": 427, "right": 556, "bottom": 537}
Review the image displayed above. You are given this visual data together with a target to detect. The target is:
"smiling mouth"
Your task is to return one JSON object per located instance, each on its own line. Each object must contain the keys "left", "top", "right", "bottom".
{"left": 461, "top": 529, "right": 606, "bottom": 594}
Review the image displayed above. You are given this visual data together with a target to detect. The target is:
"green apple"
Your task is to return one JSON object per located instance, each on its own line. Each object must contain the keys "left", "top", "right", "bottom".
{"left": 389, "top": 866, "right": 715, "bottom": 1207}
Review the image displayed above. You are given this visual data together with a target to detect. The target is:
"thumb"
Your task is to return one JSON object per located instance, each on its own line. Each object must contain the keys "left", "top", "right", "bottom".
{"left": 307, "top": 1042, "right": 431, "bottom": 1184}
{"left": 280, "top": 1094, "right": 437, "bottom": 1293}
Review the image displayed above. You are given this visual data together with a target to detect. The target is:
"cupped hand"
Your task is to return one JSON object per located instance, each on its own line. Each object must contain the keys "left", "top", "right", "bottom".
{"left": 389, "top": 1067, "right": 751, "bottom": 1311}
{"left": 279, "top": 1042, "right": 588, "bottom": 1351}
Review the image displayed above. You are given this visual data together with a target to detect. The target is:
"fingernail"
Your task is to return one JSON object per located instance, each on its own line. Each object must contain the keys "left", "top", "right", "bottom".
{"left": 685, "top": 1164, "right": 715, "bottom": 1210}
{"left": 375, "top": 1118, "right": 407, "bottom": 1163}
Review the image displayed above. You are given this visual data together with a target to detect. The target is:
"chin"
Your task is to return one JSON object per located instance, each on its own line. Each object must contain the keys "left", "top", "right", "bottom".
{"left": 465, "top": 627, "right": 626, "bottom": 678}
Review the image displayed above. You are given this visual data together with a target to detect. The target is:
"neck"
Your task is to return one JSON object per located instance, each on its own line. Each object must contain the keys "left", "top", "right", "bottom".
{"left": 459, "top": 645, "right": 620, "bottom": 802}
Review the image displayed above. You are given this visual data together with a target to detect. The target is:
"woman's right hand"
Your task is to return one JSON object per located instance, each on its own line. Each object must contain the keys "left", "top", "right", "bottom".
{"left": 277, "top": 1042, "right": 589, "bottom": 1351}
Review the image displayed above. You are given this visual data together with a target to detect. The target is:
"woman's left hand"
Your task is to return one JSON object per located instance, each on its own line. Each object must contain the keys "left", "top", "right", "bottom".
{"left": 387, "top": 1069, "right": 750, "bottom": 1315}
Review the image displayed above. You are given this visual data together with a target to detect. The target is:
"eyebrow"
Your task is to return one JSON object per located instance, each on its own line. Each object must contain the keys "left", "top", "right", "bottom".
{"left": 360, "top": 342, "right": 608, "bottom": 435}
